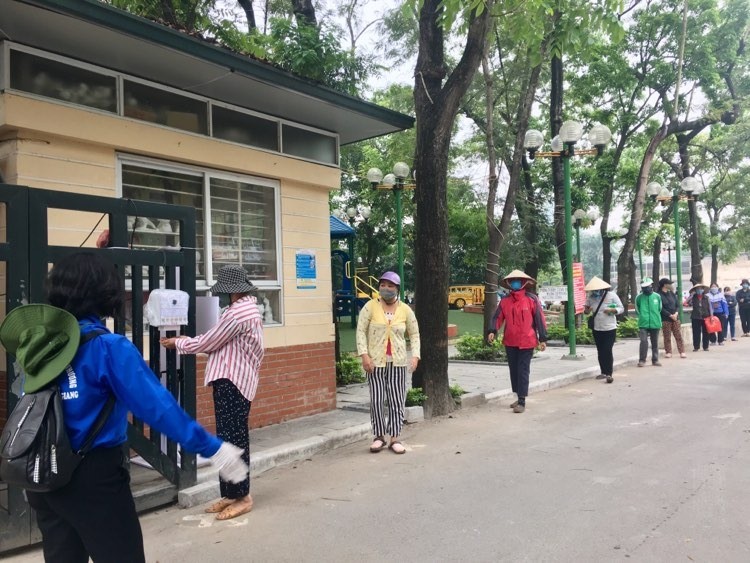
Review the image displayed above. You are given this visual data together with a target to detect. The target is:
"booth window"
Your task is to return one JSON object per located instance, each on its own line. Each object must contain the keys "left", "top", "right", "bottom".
{"left": 120, "top": 158, "right": 282, "bottom": 325}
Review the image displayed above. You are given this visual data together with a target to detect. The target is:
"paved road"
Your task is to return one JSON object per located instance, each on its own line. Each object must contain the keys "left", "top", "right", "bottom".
{"left": 9, "top": 344, "right": 750, "bottom": 562}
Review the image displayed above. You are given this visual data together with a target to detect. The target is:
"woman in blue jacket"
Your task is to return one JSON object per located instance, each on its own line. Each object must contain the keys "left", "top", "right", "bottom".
{"left": 9, "top": 252, "right": 247, "bottom": 563}
{"left": 707, "top": 283, "right": 729, "bottom": 345}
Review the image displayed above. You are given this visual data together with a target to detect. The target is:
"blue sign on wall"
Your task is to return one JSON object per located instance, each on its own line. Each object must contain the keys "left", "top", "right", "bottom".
{"left": 296, "top": 249, "right": 317, "bottom": 289}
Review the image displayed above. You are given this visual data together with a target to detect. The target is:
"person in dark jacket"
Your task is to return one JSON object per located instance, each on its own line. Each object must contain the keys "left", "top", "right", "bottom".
{"left": 487, "top": 270, "right": 547, "bottom": 414}
{"left": 686, "top": 283, "right": 712, "bottom": 351}
{"left": 659, "top": 278, "right": 686, "bottom": 358}
{"left": 1, "top": 252, "right": 248, "bottom": 563}
{"left": 723, "top": 286, "right": 738, "bottom": 341}
{"left": 735, "top": 279, "right": 750, "bottom": 336}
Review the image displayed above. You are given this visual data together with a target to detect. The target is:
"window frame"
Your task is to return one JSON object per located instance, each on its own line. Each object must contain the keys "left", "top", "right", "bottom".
{"left": 116, "top": 154, "right": 284, "bottom": 325}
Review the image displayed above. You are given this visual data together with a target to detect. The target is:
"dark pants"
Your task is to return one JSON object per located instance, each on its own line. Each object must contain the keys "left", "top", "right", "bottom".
{"left": 724, "top": 312, "right": 736, "bottom": 339}
{"left": 691, "top": 318, "right": 710, "bottom": 350}
{"left": 212, "top": 378, "right": 251, "bottom": 499}
{"left": 739, "top": 308, "right": 750, "bottom": 335}
{"left": 505, "top": 346, "right": 533, "bottom": 403}
{"left": 593, "top": 329, "right": 616, "bottom": 376}
{"left": 639, "top": 328, "right": 660, "bottom": 363}
{"left": 709, "top": 314, "right": 727, "bottom": 344}
{"left": 26, "top": 447, "right": 145, "bottom": 563}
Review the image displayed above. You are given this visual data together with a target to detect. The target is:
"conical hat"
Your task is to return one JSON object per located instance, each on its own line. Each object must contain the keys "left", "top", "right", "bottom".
{"left": 584, "top": 276, "right": 611, "bottom": 291}
{"left": 690, "top": 283, "right": 709, "bottom": 291}
{"left": 500, "top": 269, "right": 536, "bottom": 289}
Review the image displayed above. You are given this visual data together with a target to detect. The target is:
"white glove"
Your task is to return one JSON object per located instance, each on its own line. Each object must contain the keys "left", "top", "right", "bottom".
{"left": 210, "top": 442, "right": 248, "bottom": 484}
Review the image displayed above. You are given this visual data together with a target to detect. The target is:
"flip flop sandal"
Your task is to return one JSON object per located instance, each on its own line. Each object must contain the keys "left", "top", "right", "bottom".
{"left": 388, "top": 440, "right": 406, "bottom": 454}
{"left": 370, "top": 437, "right": 387, "bottom": 453}
{"left": 205, "top": 498, "right": 235, "bottom": 514}
{"left": 215, "top": 499, "right": 253, "bottom": 521}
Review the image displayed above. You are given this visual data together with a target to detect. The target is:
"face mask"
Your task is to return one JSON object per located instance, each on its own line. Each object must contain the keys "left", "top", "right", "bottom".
{"left": 696, "top": 289, "right": 704, "bottom": 295}
{"left": 509, "top": 280, "right": 524, "bottom": 291}
{"left": 379, "top": 288, "right": 398, "bottom": 302}
{"left": 710, "top": 288, "right": 719, "bottom": 295}
{"left": 591, "top": 290, "right": 602, "bottom": 298}
{"left": 642, "top": 287, "right": 653, "bottom": 294}
{"left": 744, "top": 284, "right": 749, "bottom": 290}
{"left": 218, "top": 293, "right": 231, "bottom": 308}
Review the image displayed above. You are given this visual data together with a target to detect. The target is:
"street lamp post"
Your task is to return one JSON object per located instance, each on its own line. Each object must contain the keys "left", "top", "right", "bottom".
{"left": 665, "top": 244, "right": 674, "bottom": 279}
{"left": 647, "top": 177, "right": 705, "bottom": 320}
{"left": 572, "top": 208, "right": 599, "bottom": 262}
{"left": 367, "top": 163, "right": 415, "bottom": 301}
{"left": 524, "top": 122, "right": 612, "bottom": 359}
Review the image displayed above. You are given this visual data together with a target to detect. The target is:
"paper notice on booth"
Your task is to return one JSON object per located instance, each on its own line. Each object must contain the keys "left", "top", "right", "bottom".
{"left": 296, "top": 249, "right": 317, "bottom": 290}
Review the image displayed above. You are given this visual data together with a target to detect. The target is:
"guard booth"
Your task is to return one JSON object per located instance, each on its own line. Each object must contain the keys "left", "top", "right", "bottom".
{"left": 0, "top": 184, "right": 197, "bottom": 553}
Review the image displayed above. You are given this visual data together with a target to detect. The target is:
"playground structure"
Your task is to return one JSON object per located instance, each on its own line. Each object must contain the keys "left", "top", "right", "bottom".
{"left": 332, "top": 252, "right": 378, "bottom": 320}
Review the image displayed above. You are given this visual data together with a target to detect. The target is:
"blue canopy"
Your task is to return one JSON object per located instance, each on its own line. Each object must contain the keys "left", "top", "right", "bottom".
{"left": 330, "top": 215, "right": 356, "bottom": 239}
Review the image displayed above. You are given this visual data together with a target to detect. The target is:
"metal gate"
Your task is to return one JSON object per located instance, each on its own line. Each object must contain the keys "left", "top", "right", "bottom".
{"left": 0, "top": 184, "right": 197, "bottom": 553}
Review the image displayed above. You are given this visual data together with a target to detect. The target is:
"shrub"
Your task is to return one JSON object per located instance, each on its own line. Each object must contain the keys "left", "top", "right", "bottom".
{"left": 335, "top": 353, "right": 366, "bottom": 386}
{"left": 543, "top": 323, "right": 595, "bottom": 345}
{"left": 454, "top": 332, "right": 505, "bottom": 361}
{"left": 406, "top": 387, "right": 427, "bottom": 406}
{"left": 616, "top": 316, "right": 640, "bottom": 338}
{"left": 449, "top": 384, "right": 465, "bottom": 399}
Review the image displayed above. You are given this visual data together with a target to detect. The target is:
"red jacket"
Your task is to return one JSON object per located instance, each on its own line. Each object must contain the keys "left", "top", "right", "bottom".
{"left": 489, "top": 290, "right": 548, "bottom": 349}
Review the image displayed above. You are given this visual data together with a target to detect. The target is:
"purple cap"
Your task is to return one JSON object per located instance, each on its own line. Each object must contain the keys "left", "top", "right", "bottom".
{"left": 379, "top": 271, "right": 401, "bottom": 286}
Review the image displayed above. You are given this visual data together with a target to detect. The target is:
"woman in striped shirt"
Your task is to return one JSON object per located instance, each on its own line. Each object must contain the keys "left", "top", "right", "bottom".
{"left": 161, "top": 265, "right": 264, "bottom": 520}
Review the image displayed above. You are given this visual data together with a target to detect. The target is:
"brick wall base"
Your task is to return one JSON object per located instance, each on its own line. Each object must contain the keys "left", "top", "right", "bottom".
{"left": 195, "top": 341, "right": 336, "bottom": 432}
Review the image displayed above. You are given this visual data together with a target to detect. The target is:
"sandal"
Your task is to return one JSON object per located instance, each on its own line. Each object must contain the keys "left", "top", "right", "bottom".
{"left": 370, "top": 437, "right": 387, "bottom": 453}
{"left": 205, "top": 498, "right": 235, "bottom": 514}
{"left": 388, "top": 440, "right": 406, "bottom": 454}
{"left": 215, "top": 497, "right": 253, "bottom": 521}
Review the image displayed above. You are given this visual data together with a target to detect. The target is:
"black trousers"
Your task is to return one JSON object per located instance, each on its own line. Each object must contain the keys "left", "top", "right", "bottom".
{"left": 212, "top": 378, "right": 251, "bottom": 499}
{"left": 709, "top": 314, "right": 727, "bottom": 343}
{"left": 505, "top": 346, "right": 533, "bottom": 401}
{"left": 26, "top": 447, "right": 145, "bottom": 563}
{"left": 593, "top": 329, "right": 617, "bottom": 376}
{"left": 740, "top": 308, "right": 750, "bottom": 334}
{"left": 691, "top": 318, "right": 710, "bottom": 350}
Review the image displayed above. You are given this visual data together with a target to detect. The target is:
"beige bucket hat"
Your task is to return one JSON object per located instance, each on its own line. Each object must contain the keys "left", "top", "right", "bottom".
{"left": 584, "top": 276, "right": 611, "bottom": 292}
{"left": 500, "top": 269, "right": 536, "bottom": 290}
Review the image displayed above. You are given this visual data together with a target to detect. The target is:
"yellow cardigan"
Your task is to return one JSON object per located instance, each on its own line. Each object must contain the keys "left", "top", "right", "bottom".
{"left": 356, "top": 300, "right": 421, "bottom": 368}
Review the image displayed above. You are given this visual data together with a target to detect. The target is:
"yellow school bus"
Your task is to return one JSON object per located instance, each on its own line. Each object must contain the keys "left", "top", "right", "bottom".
{"left": 448, "top": 285, "right": 485, "bottom": 309}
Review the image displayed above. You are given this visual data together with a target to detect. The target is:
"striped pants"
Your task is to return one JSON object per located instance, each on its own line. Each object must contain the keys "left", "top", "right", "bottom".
{"left": 367, "top": 363, "right": 408, "bottom": 438}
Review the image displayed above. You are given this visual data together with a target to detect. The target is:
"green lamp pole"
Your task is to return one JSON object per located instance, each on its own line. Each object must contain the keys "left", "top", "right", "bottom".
{"left": 647, "top": 176, "right": 704, "bottom": 322}
{"left": 524, "top": 121, "right": 612, "bottom": 360}
{"left": 367, "top": 163, "right": 414, "bottom": 301}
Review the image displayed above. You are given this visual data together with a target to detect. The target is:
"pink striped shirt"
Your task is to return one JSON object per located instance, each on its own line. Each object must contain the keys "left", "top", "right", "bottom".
{"left": 175, "top": 295, "right": 264, "bottom": 401}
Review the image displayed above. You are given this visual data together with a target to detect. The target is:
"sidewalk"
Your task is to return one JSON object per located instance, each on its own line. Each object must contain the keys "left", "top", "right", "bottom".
{"left": 176, "top": 340, "right": 640, "bottom": 507}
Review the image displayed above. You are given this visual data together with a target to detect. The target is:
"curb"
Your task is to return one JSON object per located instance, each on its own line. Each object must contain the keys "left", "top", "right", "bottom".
{"left": 178, "top": 355, "right": 641, "bottom": 508}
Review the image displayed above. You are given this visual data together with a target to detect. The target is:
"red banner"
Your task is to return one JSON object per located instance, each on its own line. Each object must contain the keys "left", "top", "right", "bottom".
{"left": 572, "top": 262, "right": 586, "bottom": 314}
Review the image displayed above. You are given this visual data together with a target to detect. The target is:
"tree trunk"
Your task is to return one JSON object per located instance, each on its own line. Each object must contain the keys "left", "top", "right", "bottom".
{"left": 602, "top": 238, "right": 613, "bottom": 283}
{"left": 550, "top": 53, "right": 566, "bottom": 281}
{"left": 413, "top": 0, "right": 492, "bottom": 417}
{"left": 291, "top": 0, "right": 318, "bottom": 27}
{"left": 616, "top": 124, "right": 668, "bottom": 309}
{"left": 519, "top": 158, "right": 540, "bottom": 279}
{"left": 711, "top": 243, "right": 719, "bottom": 285}
{"left": 652, "top": 234, "right": 662, "bottom": 282}
{"left": 237, "top": 0, "right": 257, "bottom": 31}
{"left": 687, "top": 197, "right": 703, "bottom": 284}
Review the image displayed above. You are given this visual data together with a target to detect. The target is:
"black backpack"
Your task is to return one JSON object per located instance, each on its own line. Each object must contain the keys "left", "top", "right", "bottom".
{"left": 0, "top": 329, "right": 114, "bottom": 492}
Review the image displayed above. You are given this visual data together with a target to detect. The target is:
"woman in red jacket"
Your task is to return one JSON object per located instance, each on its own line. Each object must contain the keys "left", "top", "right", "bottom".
{"left": 487, "top": 270, "right": 548, "bottom": 413}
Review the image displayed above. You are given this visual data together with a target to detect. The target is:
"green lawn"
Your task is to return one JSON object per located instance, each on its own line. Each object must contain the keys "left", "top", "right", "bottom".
{"left": 336, "top": 309, "right": 488, "bottom": 354}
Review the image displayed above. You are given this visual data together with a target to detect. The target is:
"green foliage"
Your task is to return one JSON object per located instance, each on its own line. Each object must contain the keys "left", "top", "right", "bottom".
{"left": 616, "top": 316, "right": 640, "bottom": 339}
{"left": 454, "top": 332, "right": 506, "bottom": 361}
{"left": 449, "top": 384, "right": 466, "bottom": 399}
{"left": 335, "top": 353, "right": 366, "bottom": 386}
{"left": 405, "top": 387, "right": 427, "bottom": 407}
{"left": 545, "top": 323, "right": 594, "bottom": 345}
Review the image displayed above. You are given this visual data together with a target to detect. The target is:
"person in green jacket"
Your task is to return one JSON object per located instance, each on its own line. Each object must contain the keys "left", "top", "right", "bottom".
{"left": 636, "top": 277, "right": 663, "bottom": 367}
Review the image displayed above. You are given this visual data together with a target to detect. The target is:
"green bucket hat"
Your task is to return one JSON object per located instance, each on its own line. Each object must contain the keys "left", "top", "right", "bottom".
{"left": 0, "top": 304, "right": 81, "bottom": 393}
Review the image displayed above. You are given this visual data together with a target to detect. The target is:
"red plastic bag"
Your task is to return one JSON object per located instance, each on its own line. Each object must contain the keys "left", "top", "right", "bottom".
{"left": 704, "top": 316, "right": 722, "bottom": 334}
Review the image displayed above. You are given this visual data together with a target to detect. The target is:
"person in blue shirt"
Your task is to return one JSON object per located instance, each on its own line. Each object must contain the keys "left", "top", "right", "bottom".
{"left": 707, "top": 283, "right": 729, "bottom": 346}
{"left": 18, "top": 252, "right": 247, "bottom": 563}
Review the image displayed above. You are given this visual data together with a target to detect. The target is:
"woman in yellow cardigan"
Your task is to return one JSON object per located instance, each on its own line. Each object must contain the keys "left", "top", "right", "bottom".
{"left": 357, "top": 272, "right": 421, "bottom": 454}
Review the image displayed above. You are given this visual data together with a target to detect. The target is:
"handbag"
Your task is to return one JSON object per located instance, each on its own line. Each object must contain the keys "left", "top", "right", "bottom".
{"left": 587, "top": 293, "right": 607, "bottom": 330}
{"left": 704, "top": 315, "right": 722, "bottom": 334}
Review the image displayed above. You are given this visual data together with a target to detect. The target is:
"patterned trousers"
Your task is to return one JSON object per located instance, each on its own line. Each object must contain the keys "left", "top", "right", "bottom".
{"left": 661, "top": 319, "right": 685, "bottom": 354}
{"left": 367, "top": 363, "right": 408, "bottom": 438}
{"left": 212, "top": 378, "right": 251, "bottom": 499}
